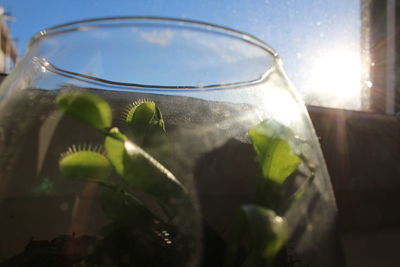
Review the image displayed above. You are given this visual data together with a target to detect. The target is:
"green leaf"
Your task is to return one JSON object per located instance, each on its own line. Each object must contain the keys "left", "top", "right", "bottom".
{"left": 122, "top": 140, "right": 185, "bottom": 194}
{"left": 104, "top": 127, "right": 186, "bottom": 219}
{"left": 104, "top": 128, "right": 127, "bottom": 176}
{"left": 59, "top": 150, "right": 111, "bottom": 182}
{"left": 249, "top": 120, "right": 301, "bottom": 184}
{"left": 122, "top": 140, "right": 187, "bottom": 218}
{"left": 242, "top": 206, "right": 286, "bottom": 255}
{"left": 56, "top": 92, "right": 112, "bottom": 131}
{"left": 240, "top": 205, "right": 287, "bottom": 267}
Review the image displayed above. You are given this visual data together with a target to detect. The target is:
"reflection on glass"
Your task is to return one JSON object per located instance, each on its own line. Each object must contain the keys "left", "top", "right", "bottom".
{"left": 0, "top": 18, "right": 343, "bottom": 266}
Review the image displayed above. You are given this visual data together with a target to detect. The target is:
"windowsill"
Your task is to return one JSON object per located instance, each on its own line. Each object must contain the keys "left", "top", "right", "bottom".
{"left": 307, "top": 105, "right": 400, "bottom": 267}
{"left": 307, "top": 105, "right": 400, "bottom": 231}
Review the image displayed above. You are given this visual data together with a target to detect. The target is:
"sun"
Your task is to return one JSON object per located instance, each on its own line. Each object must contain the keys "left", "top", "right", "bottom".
{"left": 305, "top": 49, "right": 361, "bottom": 107}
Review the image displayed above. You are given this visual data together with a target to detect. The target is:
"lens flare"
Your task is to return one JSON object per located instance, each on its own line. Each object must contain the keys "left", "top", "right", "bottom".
{"left": 305, "top": 49, "right": 361, "bottom": 108}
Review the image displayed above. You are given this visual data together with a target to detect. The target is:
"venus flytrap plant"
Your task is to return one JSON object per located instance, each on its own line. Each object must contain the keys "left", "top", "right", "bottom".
{"left": 55, "top": 93, "right": 194, "bottom": 266}
{"left": 224, "top": 119, "right": 315, "bottom": 267}
{"left": 55, "top": 92, "right": 315, "bottom": 267}
{"left": 57, "top": 92, "right": 187, "bottom": 227}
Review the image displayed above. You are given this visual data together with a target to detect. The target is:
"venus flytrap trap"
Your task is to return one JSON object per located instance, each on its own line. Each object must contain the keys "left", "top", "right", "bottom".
{"left": 59, "top": 144, "right": 111, "bottom": 183}
{"left": 122, "top": 98, "right": 170, "bottom": 167}
{"left": 55, "top": 92, "right": 315, "bottom": 267}
{"left": 123, "top": 99, "right": 165, "bottom": 139}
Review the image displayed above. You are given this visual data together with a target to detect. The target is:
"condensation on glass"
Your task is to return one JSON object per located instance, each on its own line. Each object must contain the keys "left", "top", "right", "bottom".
{"left": 0, "top": 17, "right": 343, "bottom": 266}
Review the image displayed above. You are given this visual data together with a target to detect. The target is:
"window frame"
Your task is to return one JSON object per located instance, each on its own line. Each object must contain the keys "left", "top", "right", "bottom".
{"left": 368, "top": 0, "right": 399, "bottom": 114}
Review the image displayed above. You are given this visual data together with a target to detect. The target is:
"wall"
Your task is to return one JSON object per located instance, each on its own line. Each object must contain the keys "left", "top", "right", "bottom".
{"left": 308, "top": 106, "right": 400, "bottom": 267}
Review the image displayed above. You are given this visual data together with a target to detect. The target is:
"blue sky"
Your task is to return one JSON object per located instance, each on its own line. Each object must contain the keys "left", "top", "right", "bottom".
{"left": 0, "top": 0, "right": 362, "bottom": 108}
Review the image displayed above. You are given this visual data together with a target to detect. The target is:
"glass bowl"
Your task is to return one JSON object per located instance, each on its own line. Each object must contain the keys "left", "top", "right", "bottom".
{"left": 0, "top": 17, "right": 342, "bottom": 267}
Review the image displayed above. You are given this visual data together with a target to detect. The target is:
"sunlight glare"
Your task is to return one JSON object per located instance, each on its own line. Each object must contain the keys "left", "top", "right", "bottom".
{"left": 262, "top": 89, "right": 301, "bottom": 126}
{"left": 306, "top": 49, "right": 361, "bottom": 107}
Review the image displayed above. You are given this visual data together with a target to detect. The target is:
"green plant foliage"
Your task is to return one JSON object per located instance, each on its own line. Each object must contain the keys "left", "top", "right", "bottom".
{"left": 242, "top": 206, "right": 286, "bottom": 260}
{"left": 104, "top": 127, "right": 127, "bottom": 176}
{"left": 122, "top": 140, "right": 183, "bottom": 191}
{"left": 125, "top": 100, "right": 165, "bottom": 138}
{"left": 249, "top": 120, "right": 301, "bottom": 184}
{"left": 59, "top": 149, "right": 112, "bottom": 182}
{"left": 104, "top": 127, "right": 186, "bottom": 213}
{"left": 57, "top": 92, "right": 187, "bottom": 221}
{"left": 56, "top": 92, "right": 112, "bottom": 131}
{"left": 55, "top": 92, "right": 314, "bottom": 267}
{"left": 225, "top": 205, "right": 287, "bottom": 267}
{"left": 122, "top": 140, "right": 187, "bottom": 218}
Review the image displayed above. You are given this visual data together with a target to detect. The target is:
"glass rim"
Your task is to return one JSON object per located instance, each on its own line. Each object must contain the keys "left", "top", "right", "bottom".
{"left": 30, "top": 16, "right": 278, "bottom": 56}
{"left": 28, "top": 16, "right": 280, "bottom": 91}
